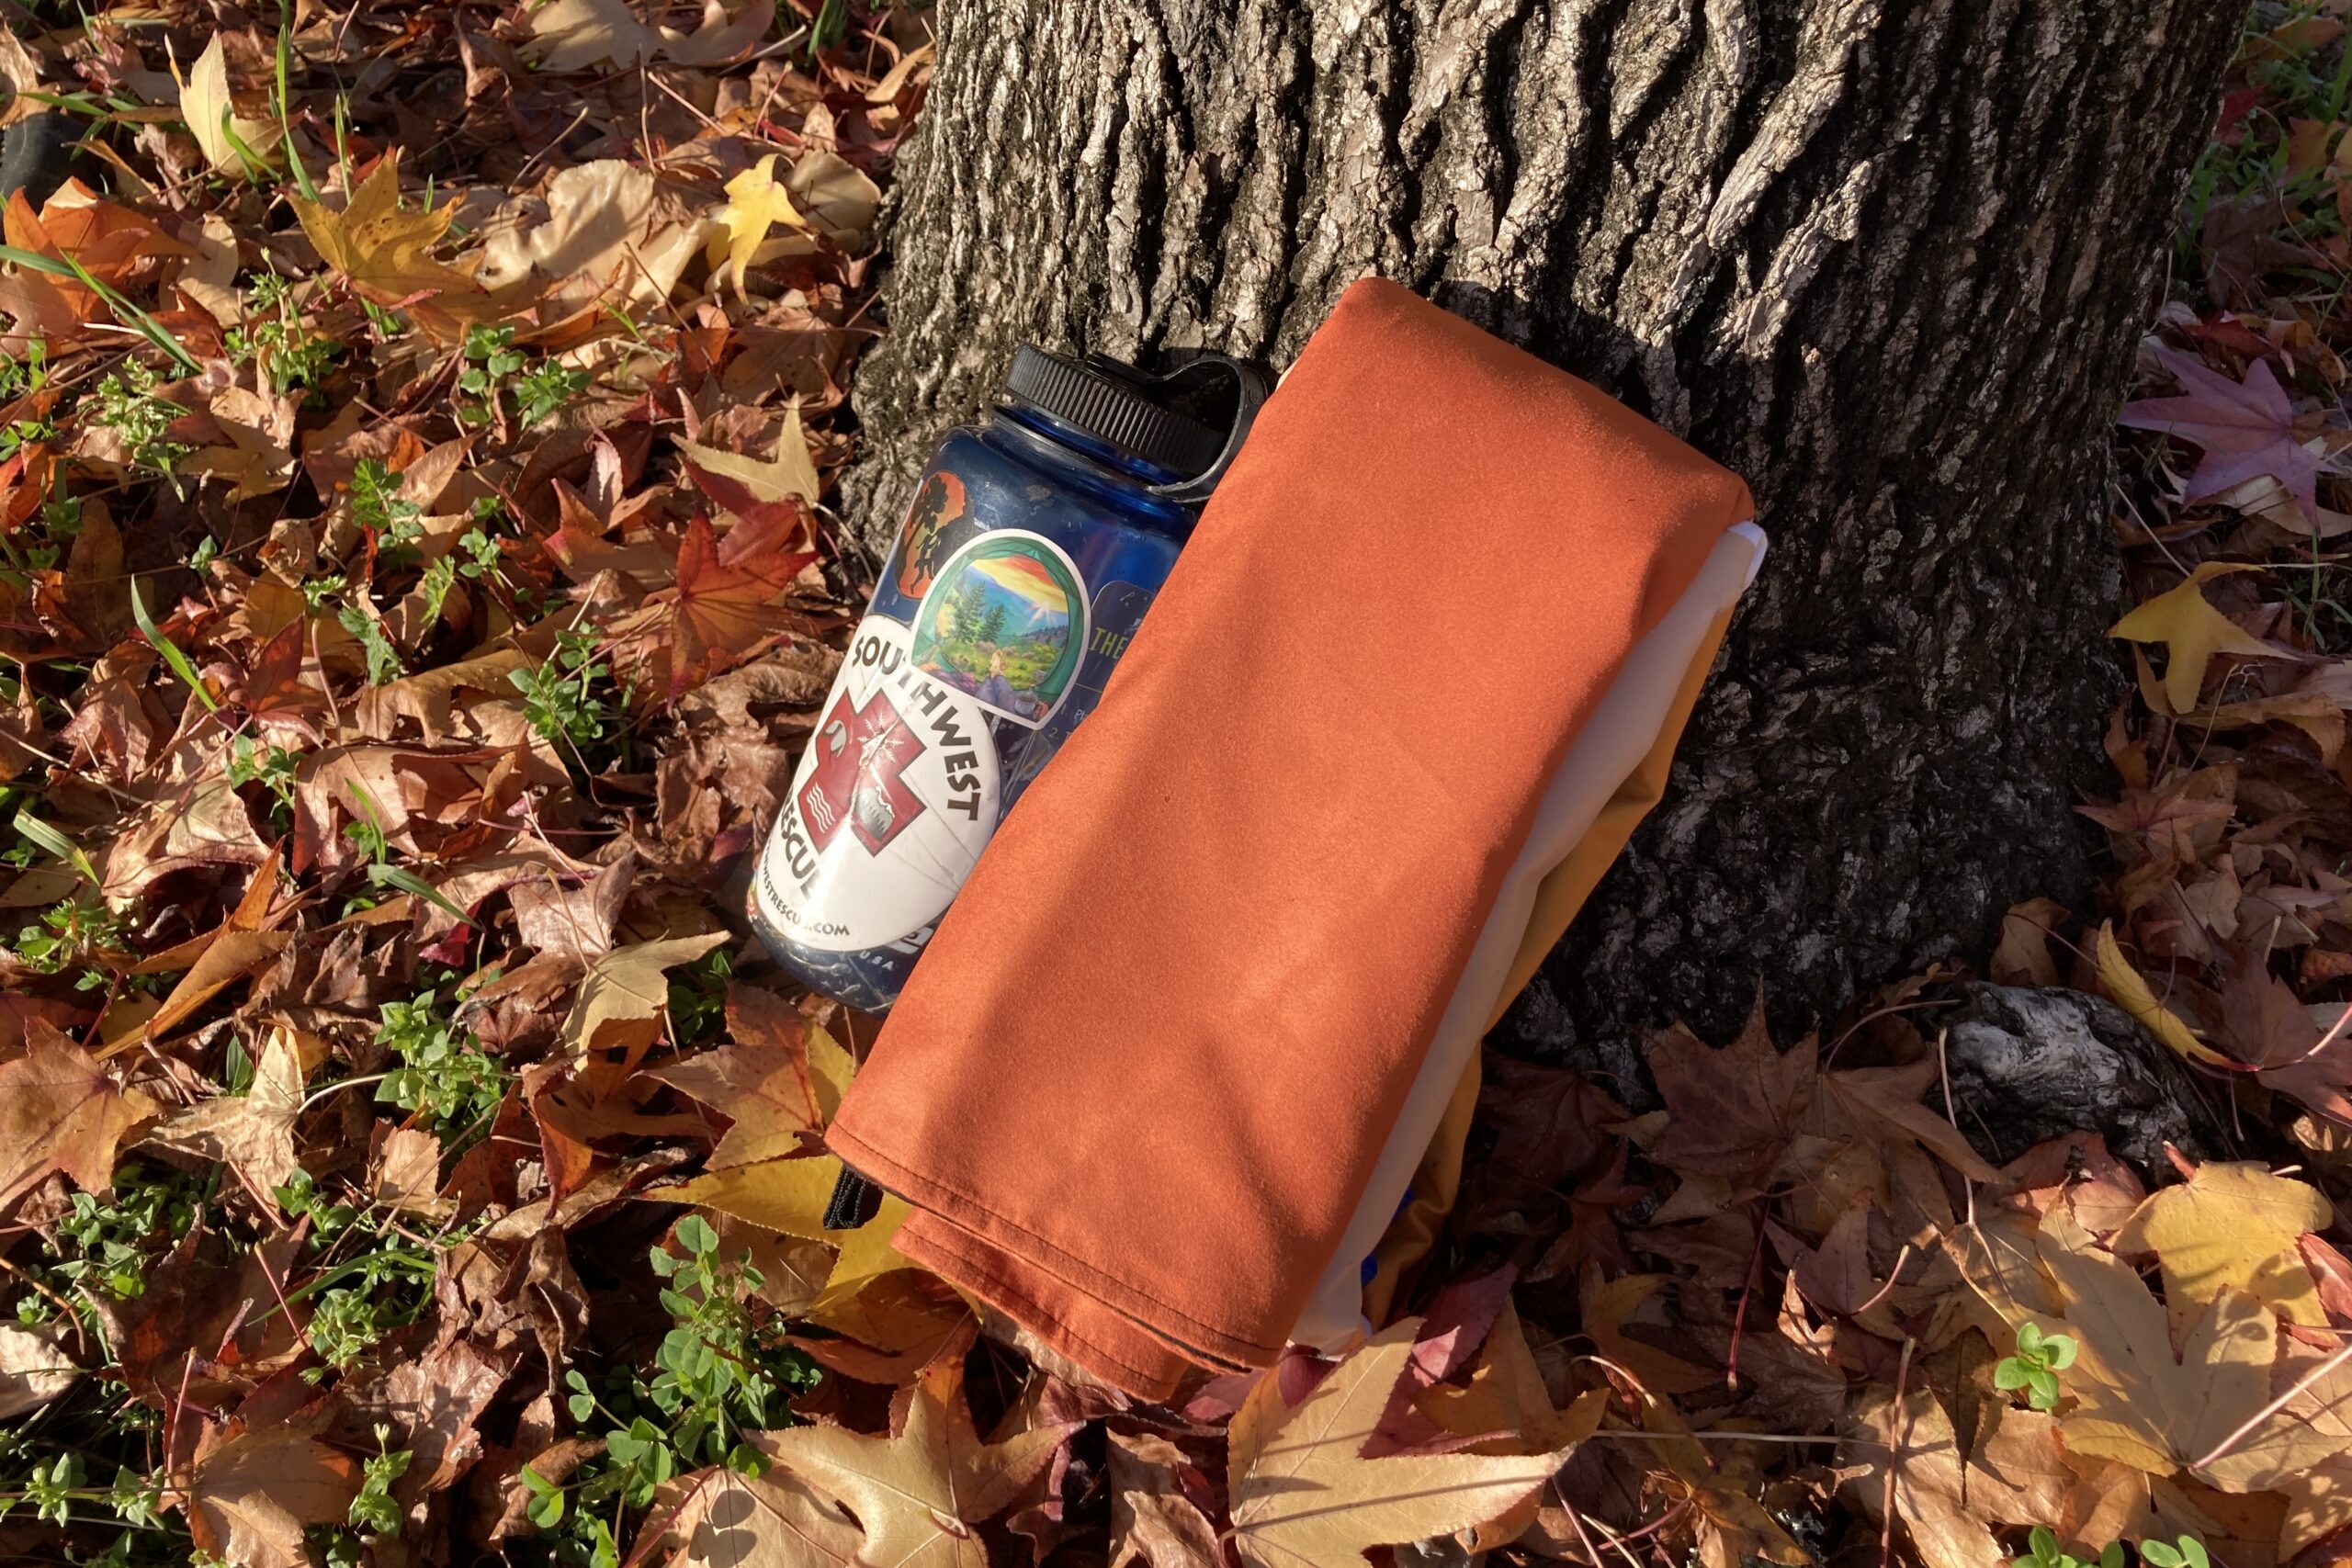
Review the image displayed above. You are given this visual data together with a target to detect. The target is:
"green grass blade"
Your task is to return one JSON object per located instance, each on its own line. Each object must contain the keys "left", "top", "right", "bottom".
{"left": 130, "top": 578, "right": 220, "bottom": 712}
{"left": 12, "top": 811, "right": 98, "bottom": 886}
{"left": 365, "top": 863, "right": 474, "bottom": 927}
{"left": 277, "top": 24, "right": 320, "bottom": 204}
{"left": 0, "top": 245, "right": 198, "bottom": 373}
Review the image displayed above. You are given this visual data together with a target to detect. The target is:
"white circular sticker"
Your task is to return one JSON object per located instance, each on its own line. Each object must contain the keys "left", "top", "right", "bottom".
{"left": 753, "top": 618, "right": 1002, "bottom": 953}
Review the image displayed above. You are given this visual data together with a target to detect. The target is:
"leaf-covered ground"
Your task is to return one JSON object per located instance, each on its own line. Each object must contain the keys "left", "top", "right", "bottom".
{"left": 3, "top": 4, "right": 2351, "bottom": 1568}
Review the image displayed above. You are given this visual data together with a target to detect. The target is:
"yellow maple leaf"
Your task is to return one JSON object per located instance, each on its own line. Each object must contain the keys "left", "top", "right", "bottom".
{"left": 1227, "top": 1318, "right": 1576, "bottom": 1568}
{"left": 656, "top": 1018, "right": 920, "bottom": 1333}
{"left": 752, "top": 1327, "right": 1075, "bottom": 1568}
{"left": 678, "top": 405, "right": 822, "bottom": 507}
{"left": 2108, "top": 561, "right": 2282, "bottom": 716}
{"left": 710, "top": 154, "right": 808, "bottom": 289}
{"left": 292, "top": 152, "right": 481, "bottom": 308}
{"left": 2111, "top": 1159, "right": 2333, "bottom": 1340}
{"left": 2027, "top": 1210, "right": 2271, "bottom": 1476}
{"left": 175, "top": 35, "right": 282, "bottom": 176}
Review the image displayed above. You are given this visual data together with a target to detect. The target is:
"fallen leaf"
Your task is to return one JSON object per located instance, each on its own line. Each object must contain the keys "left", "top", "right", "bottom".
{"left": 712, "top": 154, "right": 809, "bottom": 289}
{"left": 2108, "top": 563, "right": 2285, "bottom": 717}
{"left": 2119, "top": 346, "right": 2333, "bottom": 520}
{"left": 292, "top": 151, "right": 481, "bottom": 310}
{"left": 142, "top": 927, "right": 292, "bottom": 1041}
{"left": 1418, "top": 1299, "right": 1607, "bottom": 1454}
{"left": 529, "top": 0, "right": 775, "bottom": 71}
{"left": 0, "top": 1022, "right": 162, "bottom": 1214}
{"left": 1839, "top": 1387, "right": 2007, "bottom": 1568}
{"left": 2111, "top": 1160, "right": 2332, "bottom": 1339}
{"left": 2092, "top": 920, "right": 2234, "bottom": 1066}
{"left": 639, "top": 509, "right": 816, "bottom": 698}
{"left": 1577, "top": 1264, "right": 1723, "bottom": 1395}
{"left": 175, "top": 35, "right": 281, "bottom": 176}
{"left": 1227, "top": 1317, "right": 1574, "bottom": 1568}
{"left": 1107, "top": 1431, "right": 1223, "bottom": 1568}
{"left": 660, "top": 1464, "right": 865, "bottom": 1567}
{"left": 369, "top": 1126, "right": 450, "bottom": 1217}
{"left": 751, "top": 1328, "right": 1075, "bottom": 1568}
{"left": 564, "top": 931, "right": 729, "bottom": 1068}
{"left": 0, "top": 1324, "right": 77, "bottom": 1418}
{"left": 1645, "top": 1006, "right": 1818, "bottom": 1193}
{"left": 680, "top": 407, "right": 823, "bottom": 510}
{"left": 375, "top": 1337, "right": 513, "bottom": 1511}
{"left": 182, "top": 1419, "right": 361, "bottom": 1568}
{"left": 641, "top": 990, "right": 852, "bottom": 1167}
{"left": 147, "top": 1026, "right": 308, "bottom": 1206}
{"left": 1993, "top": 897, "right": 2068, "bottom": 987}
{"left": 2198, "top": 1336, "right": 2352, "bottom": 1553}
{"left": 2033, "top": 1210, "right": 2272, "bottom": 1475}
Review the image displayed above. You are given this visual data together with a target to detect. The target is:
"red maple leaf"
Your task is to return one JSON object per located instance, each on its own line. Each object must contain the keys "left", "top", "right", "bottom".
{"left": 629, "top": 508, "right": 816, "bottom": 700}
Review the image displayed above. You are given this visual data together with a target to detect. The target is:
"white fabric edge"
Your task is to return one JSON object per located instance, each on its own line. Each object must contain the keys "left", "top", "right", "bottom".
{"left": 1289, "top": 520, "right": 1770, "bottom": 1348}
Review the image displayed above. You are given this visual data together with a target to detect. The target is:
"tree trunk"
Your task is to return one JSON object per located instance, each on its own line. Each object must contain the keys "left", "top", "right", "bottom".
{"left": 843, "top": 0, "right": 2237, "bottom": 1061}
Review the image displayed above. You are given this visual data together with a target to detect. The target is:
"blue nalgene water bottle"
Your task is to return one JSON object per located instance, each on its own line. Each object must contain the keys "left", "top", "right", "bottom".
{"left": 750, "top": 346, "right": 1262, "bottom": 1011}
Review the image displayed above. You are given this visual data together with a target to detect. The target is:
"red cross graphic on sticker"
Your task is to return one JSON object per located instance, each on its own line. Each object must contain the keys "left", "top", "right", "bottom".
{"left": 797, "top": 687, "right": 927, "bottom": 855}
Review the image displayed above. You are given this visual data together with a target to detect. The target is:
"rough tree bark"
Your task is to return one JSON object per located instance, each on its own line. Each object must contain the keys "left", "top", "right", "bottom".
{"left": 843, "top": 0, "right": 2238, "bottom": 1063}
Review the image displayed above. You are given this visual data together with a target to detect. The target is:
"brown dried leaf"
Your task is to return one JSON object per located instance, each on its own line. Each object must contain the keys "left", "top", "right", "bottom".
{"left": 0, "top": 1022, "right": 162, "bottom": 1213}
{"left": 183, "top": 1420, "right": 360, "bottom": 1568}
{"left": 146, "top": 1026, "right": 307, "bottom": 1206}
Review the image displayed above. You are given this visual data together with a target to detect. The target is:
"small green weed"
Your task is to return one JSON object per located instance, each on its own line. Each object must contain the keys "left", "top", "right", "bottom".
{"left": 337, "top": 601, "right": 403, "bottom": 687}
{"left": 2140, "top": 1540, "right": 2211, "bottom": 1568}
{"left": 346, "top": 1425, "right": 413, "bottom": 1537}
{"left": 351, "top": 457, "right": 424, "bottom": 551}
{"left": 1994, "top": 1321, "right": 2076, "bottom": 1412}
{"left": 227, "top": 734, "right": 301, "bottom": 828}
{"left": 375, "top": 986, "right": 508, "bottom": 1141}
{"left": 89, "top": 360, "right": 191, "bottom": 491}
{"left": 459, "top": 324, "right": 585, "bottom": 429}
{"left": 668, "top": 947, "right": 734, "bottom": 1049}
{"left": 458, "top": 324, "right": 526, "bottom": 425}
{"left": 0, "top": 340, "right": 51, "bottom": 400}
{"left": 0, "top": 415, "right": 56, "bottom": 462}
{"left": 274, "top": 1170, "right": 441, "bottom": 1373}
{"left": 26, "top": 1161, "right": 209, "bottom": 1308}
{"left": 514, "top": 358, "right": 588, "bottom": 427}
{"left": 227, "top": 271, "right": 339, "bottom": 396}
{"left": 2012, "top": 1529, "right": 2121, "bottom": 1568}
{"left": 536, "top": 1216, "right": 820, "bottom": 1561}
{"left": 12, "top": 893, "right": 128, "bottom": 988}
{"left": 511, "top": 628, "right": 616, "bottom": 753}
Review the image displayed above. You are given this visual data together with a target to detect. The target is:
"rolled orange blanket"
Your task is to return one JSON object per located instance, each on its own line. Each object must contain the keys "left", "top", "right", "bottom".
{"left": 825, "top": 276, "right": 1757, "bottom": 1397}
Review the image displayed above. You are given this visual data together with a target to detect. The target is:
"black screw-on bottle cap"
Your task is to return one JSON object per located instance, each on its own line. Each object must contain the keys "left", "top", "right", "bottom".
{"left": 1002, "top": 344, "right": 1226, "bottom": 479}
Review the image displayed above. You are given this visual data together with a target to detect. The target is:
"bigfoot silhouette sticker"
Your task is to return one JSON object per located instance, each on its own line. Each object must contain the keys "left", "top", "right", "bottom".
{"left": 893, "top": 470, "right": 974, "bottom": 602}
{"left": 908, "top": 531, "right": 1090, "bottom": 728}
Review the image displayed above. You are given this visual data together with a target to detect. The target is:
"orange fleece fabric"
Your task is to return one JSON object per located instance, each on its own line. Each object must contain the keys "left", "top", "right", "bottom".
{"left": 825, "top": 276, "right": 1756, "bottom": 1398}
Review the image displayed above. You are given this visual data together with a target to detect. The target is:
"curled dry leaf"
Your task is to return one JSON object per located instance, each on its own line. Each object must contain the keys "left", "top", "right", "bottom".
{"left": 0, "top": 1324, "right": 77, "bottom": 1419}
{"left": 564, "top": 931, "right": 729, "bottom": 1066}
{"left": 147, "top": 1026, "right": 308, "bottom": 1206}
{"left": 1108, "top": 1430, "right": 1223, "bottom": 1568}
{"left": 175, "top": 35, "right": 283, "bottom": 175}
